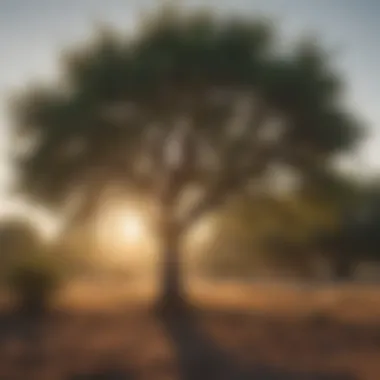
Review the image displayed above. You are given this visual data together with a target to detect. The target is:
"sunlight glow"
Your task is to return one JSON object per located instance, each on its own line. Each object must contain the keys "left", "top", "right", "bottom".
{"left": 96, "top": 198, "right": 156, "bottom": 266}
{"left": 187, "top": 217, "right": 215, "bottom": 249}
{"left": 120, "top": 211, "right": 146, "bottom": 243}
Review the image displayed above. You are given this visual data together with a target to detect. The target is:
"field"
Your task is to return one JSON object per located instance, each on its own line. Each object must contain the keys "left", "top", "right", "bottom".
{"left": 0, "top": 280, "right": 379, "bottom": 380}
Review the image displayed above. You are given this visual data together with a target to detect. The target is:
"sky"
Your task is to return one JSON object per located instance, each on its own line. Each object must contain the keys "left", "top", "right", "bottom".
{"left": 0, "top": 0, "right": 379, "bottom": 222}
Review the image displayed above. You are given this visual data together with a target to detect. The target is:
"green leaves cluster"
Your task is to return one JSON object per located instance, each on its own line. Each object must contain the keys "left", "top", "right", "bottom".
{"left": 10, "top": 6, "right": 363, "bottom": 231}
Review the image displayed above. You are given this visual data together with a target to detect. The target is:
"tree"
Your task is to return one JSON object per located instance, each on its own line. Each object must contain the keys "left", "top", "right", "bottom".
{"left": 210, "top": 171, "right": 363, "bottom": 280}
{"left": 360, "top": 184, "right": 380, "bottom": 259}
{"left": 311, "top": 176, "right": 380, "bottom": 280}
{"left": 10, "top": 7, "right": 362, "bottom": 311}
{"left": 0, "top": 217, "right": 42, "bottom": 278}
{"left": 335, "top": 182, "right": 380, "bottom": 279}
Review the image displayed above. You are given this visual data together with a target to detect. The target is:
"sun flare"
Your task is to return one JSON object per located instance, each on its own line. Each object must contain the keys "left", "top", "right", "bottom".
{"left": 120, "top": 212, "right": 146, "bottom": 243}
{"left": 95, "top": 198, "right": 156, "bottom": 266}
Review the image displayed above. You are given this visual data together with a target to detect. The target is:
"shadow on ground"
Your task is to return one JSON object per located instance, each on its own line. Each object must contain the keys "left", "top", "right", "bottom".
{"left": 0, "top": 307, "right": 365, "bottom": 380}
{"left": 159, "top": 309, "right": 357, "bottom": 380}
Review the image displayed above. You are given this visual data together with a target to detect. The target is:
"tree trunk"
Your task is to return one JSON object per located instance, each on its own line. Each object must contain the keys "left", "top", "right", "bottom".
{"left": 333, "top": 254, "right": 354, "bottom": 281}
{"left": 156, "top": 222, "right": 188, "bottom": 315}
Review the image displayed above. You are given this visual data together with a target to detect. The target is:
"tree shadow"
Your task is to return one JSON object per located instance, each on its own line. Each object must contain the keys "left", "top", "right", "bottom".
{"left": 0, "top": 311, "right": 137, "bottom": 380}
{"left": 160, "top": 310, "right": 357, "bottom": 380}
{"left": 0, "top": 308, "right": 360, "bottom": 380}
{"left": 68, "top": 368, "right": 134, "bottom": 380}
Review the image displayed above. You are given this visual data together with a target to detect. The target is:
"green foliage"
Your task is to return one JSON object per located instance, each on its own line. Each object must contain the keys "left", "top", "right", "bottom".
{"left": 7, "top": 254, "right": 63, "bottom": 315}
{"left": 198, "top": 171, "right": 361, "bottom": 279}
{"left": 10, "top": 6, "right": 363, "bottom": 224}
{"left": 0, "top": 217, "right": 64, "bottom": 313}
{"left": 328, "top": 181, "right": 380, "bottom": 259}
{"left": 0, "top": 218, "right": 42, "bottom": 281}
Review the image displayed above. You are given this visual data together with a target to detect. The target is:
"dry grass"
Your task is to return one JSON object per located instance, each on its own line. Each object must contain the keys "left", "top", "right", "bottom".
{"left": 0, "top": 280, "right": 379, "bottom": 379}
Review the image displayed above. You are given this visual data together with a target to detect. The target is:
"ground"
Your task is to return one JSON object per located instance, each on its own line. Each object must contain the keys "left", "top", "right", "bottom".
{"left": 0, "top": 280, "right": 379, "bottom": 379}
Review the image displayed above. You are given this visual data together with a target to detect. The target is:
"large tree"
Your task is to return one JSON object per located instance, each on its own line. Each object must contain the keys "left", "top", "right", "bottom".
{"left": 10, "top": 7, "right": 362, "bottom": 311}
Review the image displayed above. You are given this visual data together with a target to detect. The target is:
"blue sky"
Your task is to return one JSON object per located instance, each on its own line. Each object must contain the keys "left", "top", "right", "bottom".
{"left": 0, "top": 0, "right": 379, "bottom": 218}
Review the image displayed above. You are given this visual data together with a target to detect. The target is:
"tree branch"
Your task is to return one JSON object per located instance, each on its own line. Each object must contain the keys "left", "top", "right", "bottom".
{"left": 156, "top": 116, "right": 197, "bottom": 223}
{"left": 179, "top": 95, "right": 280, "bottom": 231}
{"left": 179, "top": 144, "right": 276, "bottom": 232}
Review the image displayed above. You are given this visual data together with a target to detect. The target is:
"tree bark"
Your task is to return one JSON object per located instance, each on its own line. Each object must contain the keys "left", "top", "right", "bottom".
{"left": 156, "top": 221, "right": 188, "bottom": 315}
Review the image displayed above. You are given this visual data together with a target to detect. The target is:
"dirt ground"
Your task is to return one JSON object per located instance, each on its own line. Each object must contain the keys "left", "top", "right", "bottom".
{"left": 0, "top": 281, "right": 379, "bottom": 380}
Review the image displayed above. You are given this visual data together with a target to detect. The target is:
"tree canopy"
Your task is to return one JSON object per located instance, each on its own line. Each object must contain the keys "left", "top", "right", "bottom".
{"left": 10, "top": 7, "right": 363, "bottom": 234}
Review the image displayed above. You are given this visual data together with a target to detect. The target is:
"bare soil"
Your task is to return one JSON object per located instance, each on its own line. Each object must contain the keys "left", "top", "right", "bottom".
{"left": 0, "top": 281, "right": 379, "bottom": 380}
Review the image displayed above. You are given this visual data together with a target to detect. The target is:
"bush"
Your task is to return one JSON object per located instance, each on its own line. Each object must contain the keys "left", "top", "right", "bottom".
{"left": 0, "top": 217, "right": 42, "bottom": 283}
{"left": 7, "top": 256, "right": 62, "bottom": 315}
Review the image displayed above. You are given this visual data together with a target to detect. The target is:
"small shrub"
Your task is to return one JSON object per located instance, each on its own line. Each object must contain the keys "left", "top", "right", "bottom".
{"left": 7, "top": 256, "right": 62, "bottom": 315}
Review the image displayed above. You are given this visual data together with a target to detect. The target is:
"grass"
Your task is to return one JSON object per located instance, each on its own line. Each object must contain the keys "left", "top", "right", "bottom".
{"left": 0, "top": 280, "right": 379, "bottom": 379}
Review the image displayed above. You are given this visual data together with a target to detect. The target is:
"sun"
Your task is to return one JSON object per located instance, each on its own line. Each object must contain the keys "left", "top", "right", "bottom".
{"left": 121, "top": 212, "right": 146, "bottom": 243}
{"left": 94, "top": 196, "right": 158, "bottom": 268}
{"left": 97, "top": 205, "right": 151, "bottom": 252}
